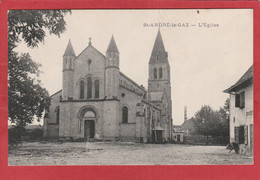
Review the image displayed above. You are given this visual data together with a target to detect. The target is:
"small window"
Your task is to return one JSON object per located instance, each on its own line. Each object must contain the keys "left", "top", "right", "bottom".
{"left": 55, "top": 106, "right": 60, "bottom": 124}
{"left": 156, "top": 54, "right": 159, "bottom": 61}
{"left": 87, "top": 77, "right": 92, "bottom": 98}
{"left": 80, "top": 80, "right": 85, "bottom": 99}
{"left": 122, "top": 106, "right": 128, "bottom": 123}
{"left": 154, "top": 68, "right": 157, "bottom": 79}
{"left": 159, "top": 67, "right": 162, "bottom": 79}
{"left": 94, "top": 79, "right": 99, "bottom": 98}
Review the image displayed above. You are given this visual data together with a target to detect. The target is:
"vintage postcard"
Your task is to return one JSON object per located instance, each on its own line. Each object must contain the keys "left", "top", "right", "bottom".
{"left": 7, "top": 9, "right": 253, "bottom": 165}
{"left": 1, "top": 1, "right": 259, "bottom": 179}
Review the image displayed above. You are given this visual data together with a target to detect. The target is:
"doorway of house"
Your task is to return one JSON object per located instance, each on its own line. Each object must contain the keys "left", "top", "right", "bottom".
{"left": 152, "top": 130, "right": 163, "bottom": 143}
{"left": 177, "top": 135, "right": 181, "bottom": 142}
{"left": 84, "top": 120, "right": 95, "bottom": 141}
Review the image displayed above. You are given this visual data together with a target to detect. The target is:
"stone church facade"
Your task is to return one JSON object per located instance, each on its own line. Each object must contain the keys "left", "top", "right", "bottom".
{"left": 43, "top": 30, "right": 172, "bottom": 142}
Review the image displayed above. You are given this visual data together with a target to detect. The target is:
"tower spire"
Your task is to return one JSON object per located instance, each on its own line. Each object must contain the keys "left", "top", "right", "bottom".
{"left": 149, "top": 30, "right": 167, "bottom": 63}
{"left": 106, "top": 35, "right": 119, "bottom": 52}
{"left": 152, "top": 30, "right": 165, "bottom": 53}
{"left": 63, "top": 39, "right": 76, "bottom": 57}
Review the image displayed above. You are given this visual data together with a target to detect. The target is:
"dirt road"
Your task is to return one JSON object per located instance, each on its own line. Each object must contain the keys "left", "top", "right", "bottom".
{"left": 8, "top": 142, "right": 253, "bottom": 165}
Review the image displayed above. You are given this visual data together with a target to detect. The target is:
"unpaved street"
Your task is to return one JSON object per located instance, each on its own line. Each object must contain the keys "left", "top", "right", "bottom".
{"left": 8, "top": 142, "right": 253, "bottom": 165}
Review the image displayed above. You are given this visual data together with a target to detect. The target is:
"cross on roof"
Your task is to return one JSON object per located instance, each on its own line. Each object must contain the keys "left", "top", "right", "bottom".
{"left": 89, "top": 37, "right": 92, "bottom": 45}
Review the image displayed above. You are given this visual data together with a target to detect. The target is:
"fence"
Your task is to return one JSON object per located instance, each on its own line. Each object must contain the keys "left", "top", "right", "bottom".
{"left": 183, "top": 135, "right": 229, "bottom": 145}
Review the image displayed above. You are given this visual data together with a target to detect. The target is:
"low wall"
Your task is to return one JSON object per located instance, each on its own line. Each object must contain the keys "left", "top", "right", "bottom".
{"left": 184, "top": 135, "right": 229, "bottom": 145}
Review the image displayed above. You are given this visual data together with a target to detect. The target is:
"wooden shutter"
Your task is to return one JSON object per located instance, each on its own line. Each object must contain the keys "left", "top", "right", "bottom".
{"left": 240, "top": 92, "right": 245, "bottom": 108}
{"left": 235, "top": 94, "right": 240, "bottom": 107}
{"left": 244, "top": 125, "right": 248, "bottom": 145}
{"left": 239, "top": 126, "right": 245, "bottom": 144}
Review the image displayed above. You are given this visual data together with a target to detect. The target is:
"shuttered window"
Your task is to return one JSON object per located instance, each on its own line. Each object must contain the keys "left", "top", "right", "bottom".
{"left": 239, "top": 126, "right": 245, "bottom": 144}
{"left": 235, "top": 92, "right": 245, "bottom": 109}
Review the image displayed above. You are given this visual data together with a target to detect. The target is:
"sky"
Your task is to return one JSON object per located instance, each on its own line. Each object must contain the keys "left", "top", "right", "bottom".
{"left": 15, "top": 9, "right": 253, "bottom": 125}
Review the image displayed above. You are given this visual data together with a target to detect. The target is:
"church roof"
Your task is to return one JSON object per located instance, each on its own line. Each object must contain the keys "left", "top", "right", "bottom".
{"left": 149, "top": 30, "right": 168, "bottom": 64}
{"left": 106, "top": 35, "right": 119, "bottom": 52}
{"left": 224, "top": 65, "right": 253, "bottom": 93}
{"left": 149, "top": 92, "right": 164, "bottom": 101}
{"left": 63, "top": 40, "right": 76, "bottom": 57}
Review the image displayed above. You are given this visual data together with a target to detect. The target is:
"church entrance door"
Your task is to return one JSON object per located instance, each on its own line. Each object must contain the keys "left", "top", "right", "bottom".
{"left": 84, "top": 120, "right": 95, "bottom": 141}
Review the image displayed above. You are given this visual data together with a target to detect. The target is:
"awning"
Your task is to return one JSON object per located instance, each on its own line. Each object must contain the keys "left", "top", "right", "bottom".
{"left": 152, "top": 126, "right": 164, "bottom": 131}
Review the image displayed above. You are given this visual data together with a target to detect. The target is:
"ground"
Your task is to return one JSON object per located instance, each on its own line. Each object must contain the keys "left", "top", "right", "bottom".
{"left": 8, "top": 142, "right": 253, "bottom": 165}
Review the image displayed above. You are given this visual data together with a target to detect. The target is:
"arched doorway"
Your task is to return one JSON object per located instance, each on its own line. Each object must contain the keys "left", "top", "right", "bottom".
{"left": 80, "top": 107, "right": 97, "bottom": 141}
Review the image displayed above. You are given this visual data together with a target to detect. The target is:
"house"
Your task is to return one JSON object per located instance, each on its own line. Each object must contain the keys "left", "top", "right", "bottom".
{"left": 224, "top": 65, "right": 253, "bottom": 155}
{"left": 181, "top": 118, "right": 196, "bottom": 136}
{"left": 43, "top": 30, "right": 172, "bottom": 143}
{"left": 172, "top": 125, "right": 184, "bottom": 143}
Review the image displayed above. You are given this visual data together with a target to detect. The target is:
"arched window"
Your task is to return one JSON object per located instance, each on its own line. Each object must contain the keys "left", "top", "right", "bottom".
{"left": 80, "top": 80, "right": 85, "bottom": 99}
{"left": 69, "top": 59, "right": 71, "bottom": 69}
{"left": 87, "top": 77, "right": 92, "bottom": 98}
{"left": 55, "top": 106, "right": 60, "bottom": 124}
{"left": 159, "top": 67, "right": 162, "bottom": 79}
{"left": 94, "top": 79, "right": 99, "bottom": 98}
{"left": 122, "top": 106, "right": 128, "bottom": 123}
{"left": 154, "top": 68, "right": 157, "bottom": 79}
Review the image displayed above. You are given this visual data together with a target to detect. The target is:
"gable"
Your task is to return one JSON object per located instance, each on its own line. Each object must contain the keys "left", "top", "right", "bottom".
{"left": 74, "top": 45, "right": 105, "bottom": 83}
{"left": 224, "top": 65, "right": 253, "bottom": 93}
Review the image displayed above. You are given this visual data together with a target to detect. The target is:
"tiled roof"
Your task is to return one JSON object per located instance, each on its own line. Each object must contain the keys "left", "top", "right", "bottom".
{"left": 63, "top": 39, "right": 76, "bottom": 57}
{"left": 181, "top": 118, "right": 195, "bottom": 130}
{"left": 224, "top": 65, "right": 253, "bottom": 93}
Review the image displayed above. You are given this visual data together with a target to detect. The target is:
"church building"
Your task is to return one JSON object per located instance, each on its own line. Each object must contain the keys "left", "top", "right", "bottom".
{"left": 43, "top": 30, "right": 173, "bottom": 143}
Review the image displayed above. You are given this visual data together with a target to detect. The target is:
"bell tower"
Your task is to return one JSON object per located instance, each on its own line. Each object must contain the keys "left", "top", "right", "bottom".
{"left": 148, "top": 29, "right": 171, "bottom": 99}
{"left": 105, "top": 35, "right": 120, "bottom": 99}
{"left": 62, "top": 39, "right": 76, "bottom": 100}
{"left": 103, "top": 35, "right": 120, "bottom": 140}
{"left": 148, "top": 30, "right": 172, "bottom": 131}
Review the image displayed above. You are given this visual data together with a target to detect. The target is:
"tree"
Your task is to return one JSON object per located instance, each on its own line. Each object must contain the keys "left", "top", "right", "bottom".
{"left": 194, "top": 105, "right": 221, "bottom": 137}
{"left": 218, "top": 98, "right": 230, "bottom": 138}
{"left": 8, "top": 10, "right": 71, "bottom": 127}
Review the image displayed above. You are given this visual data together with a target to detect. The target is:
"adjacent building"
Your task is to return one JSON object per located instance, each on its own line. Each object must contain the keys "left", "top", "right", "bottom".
{"left": 43, "top": 30, "right": 172, "bottom": 143}
{"left": 224, "top": 65, "right": 253, "bottom": 154}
